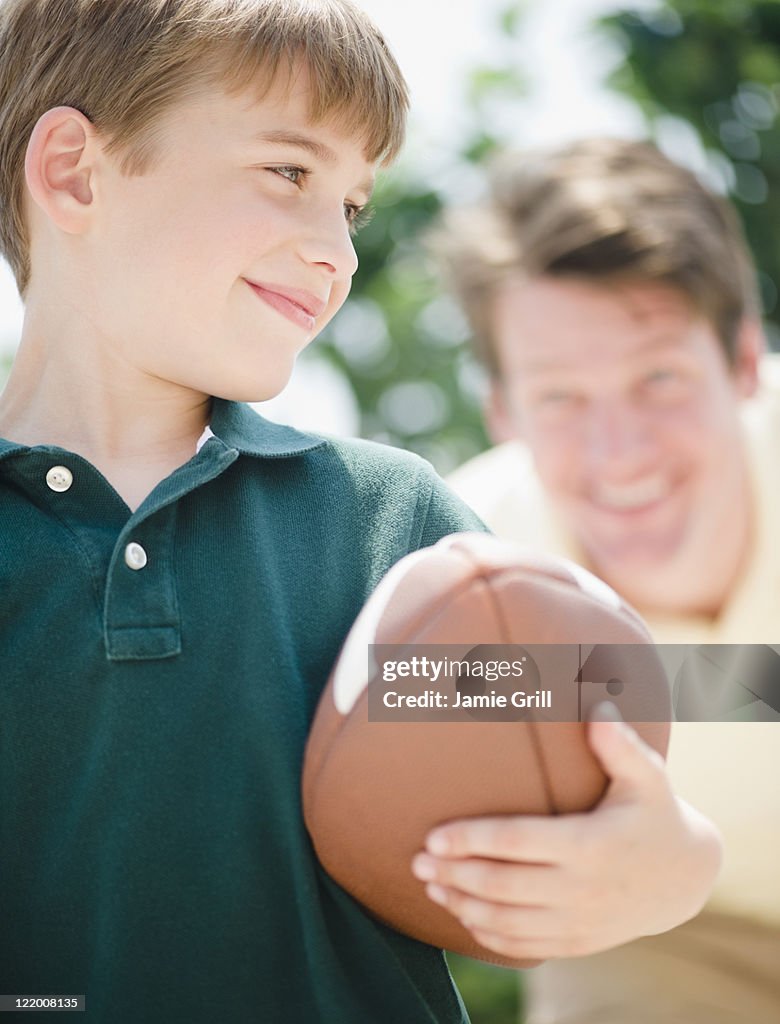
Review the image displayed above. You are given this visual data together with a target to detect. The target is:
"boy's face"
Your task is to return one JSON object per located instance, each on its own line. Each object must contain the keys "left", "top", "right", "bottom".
{"left": 78, "top": 68, "right": 375, "bottom": 402}
{"left": 487, "top": 275, "right": 758, "bottom": 612}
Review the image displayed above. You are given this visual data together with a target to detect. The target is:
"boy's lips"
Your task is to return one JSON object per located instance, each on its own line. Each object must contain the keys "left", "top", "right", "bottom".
{"left": 244, "top": 279, "right": 327, "bottom": 331}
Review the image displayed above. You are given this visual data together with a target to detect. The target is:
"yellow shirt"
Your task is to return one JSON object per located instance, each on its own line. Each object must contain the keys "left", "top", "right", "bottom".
{"left": 448, "top": 358, "right": 780, "bottom": 925}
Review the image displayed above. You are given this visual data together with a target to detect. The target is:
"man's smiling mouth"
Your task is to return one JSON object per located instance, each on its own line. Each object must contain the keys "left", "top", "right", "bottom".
{"left": 592, "top": 477, "right": 672, "bottom": 512}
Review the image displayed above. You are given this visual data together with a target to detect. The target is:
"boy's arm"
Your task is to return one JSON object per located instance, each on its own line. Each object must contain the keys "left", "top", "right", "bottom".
{"left": 412, "top": 708, "right": 723, "bottom": 961}
{"left": 407, "top": 465, "right": 722, "bottom": 960}
{"left": 413, "top": 463, "right": 489, "bottom": 550}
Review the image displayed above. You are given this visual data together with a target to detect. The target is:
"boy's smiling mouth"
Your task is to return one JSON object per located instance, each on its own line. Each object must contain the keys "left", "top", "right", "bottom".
{"left": 244, "top": 278, "right": 327, "bottom": 332}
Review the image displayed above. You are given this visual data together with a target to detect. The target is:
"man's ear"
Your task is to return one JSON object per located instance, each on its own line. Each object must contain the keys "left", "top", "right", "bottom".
{"left": 731, "top": 317, "right": 765, "bottom": 399}
{"left": 485, "top": 377, "right": 522, "bottom": 445}
{"left": 24, "top": 106, "right": 96, "bottom": 235}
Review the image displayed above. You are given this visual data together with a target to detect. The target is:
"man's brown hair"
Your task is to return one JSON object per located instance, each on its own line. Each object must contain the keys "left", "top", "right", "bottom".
{"left": 438, "top": 137, "right": 760, "bottom": 376}
{"left": 0, "top": 0, "right": 409, "bottom": 297}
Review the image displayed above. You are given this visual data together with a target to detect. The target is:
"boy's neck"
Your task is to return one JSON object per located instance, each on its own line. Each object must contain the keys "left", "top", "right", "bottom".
{"left": 0, "top": 323, "right": 212, "bottom": 512}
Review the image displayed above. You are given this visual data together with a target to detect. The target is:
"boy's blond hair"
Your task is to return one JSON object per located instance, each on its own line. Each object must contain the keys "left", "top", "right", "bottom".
{"left": 0, "top": 0, "right": 409, "bottom": 297}
{"left": 437, "top": 138, "right": 760, "bottom": 376}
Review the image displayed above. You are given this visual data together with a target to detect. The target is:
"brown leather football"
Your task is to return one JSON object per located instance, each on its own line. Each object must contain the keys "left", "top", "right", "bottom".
{"left": 302, "top": 533, "right": 671, "bottom": 968}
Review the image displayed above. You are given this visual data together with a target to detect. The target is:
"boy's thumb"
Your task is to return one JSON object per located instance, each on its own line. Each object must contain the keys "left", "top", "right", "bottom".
{"left": 586, "top": 701, "right": 664, "bottom": 793}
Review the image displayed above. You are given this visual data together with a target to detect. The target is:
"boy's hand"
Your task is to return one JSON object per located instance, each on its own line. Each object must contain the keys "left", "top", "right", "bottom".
{"left": 411, "top": 707, "right": 722, "bottom": 962}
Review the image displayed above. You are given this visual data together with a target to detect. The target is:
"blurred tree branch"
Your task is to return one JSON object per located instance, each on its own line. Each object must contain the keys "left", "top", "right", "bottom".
{"left": 597, "top": 0, "right": 780, "bottom": 345}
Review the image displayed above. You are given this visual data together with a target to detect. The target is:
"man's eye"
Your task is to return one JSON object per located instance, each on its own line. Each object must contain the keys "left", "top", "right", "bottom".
{"left": 645, "top": 369, "right": 680, "bottom": 387}
{"left": 539, "top": 391, "right": 576, "bottom": 405}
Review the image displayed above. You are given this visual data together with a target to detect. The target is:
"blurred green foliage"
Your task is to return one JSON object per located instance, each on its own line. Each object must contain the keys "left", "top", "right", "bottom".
{"left": 311, "top": 172, "right": 489, "bottom": 474}
{"left": 599, "top": 0, "right": 780, "bottom": 343}
{"left": 447, "top": 953, "right": 523, "bottom": 1024}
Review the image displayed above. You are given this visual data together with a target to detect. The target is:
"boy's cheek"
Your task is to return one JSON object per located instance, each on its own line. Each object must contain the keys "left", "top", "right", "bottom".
{"left": 322, "top": 280, "right": 353, "bottom": 326}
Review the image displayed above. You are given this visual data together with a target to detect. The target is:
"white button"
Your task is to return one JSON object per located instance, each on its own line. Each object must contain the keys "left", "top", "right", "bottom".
{"left": 124, "top": 542, "right": 148, "bottom": 571}
{"left": 46, "top": 465, "right": 73, "bottom": 492}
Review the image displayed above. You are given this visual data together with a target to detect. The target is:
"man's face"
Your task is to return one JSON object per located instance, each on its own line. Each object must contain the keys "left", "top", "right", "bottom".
{"left": 488, "top": 276, "right": 758, "bottom": 613}
{"left": 80, "top": 69, "right": 376, "bottom": 402}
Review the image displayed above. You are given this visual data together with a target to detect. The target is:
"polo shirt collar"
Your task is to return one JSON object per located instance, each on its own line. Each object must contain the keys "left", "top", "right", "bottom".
{"left": 0, "top": 436, "right": 24, "bottom": 461}
{"left": 208, "top": 398, "right": 327, "bottom": 458}
{"left": 0, "top": 398, "right": 328, "bottom": 463}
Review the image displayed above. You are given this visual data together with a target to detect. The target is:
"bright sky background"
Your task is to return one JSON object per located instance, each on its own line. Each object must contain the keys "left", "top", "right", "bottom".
{"left": 0, "top": 0, "right": 660, "bottom": 431}
{"left": 360, "top": 0, "right": 647, "bottom": 153}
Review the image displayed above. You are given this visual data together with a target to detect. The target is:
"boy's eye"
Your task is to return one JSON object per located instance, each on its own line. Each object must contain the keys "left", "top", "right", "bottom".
{"left": 271, "top": 165, "right": 305, "bottom": 184}
{"left": 266, "top": 167, "right": 374, "bottom": 236}
{"left": 345, "top": 203, "right": 375, "bottom": 236}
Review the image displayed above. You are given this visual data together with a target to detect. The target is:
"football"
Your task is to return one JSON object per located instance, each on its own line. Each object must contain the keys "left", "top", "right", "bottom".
{"left": 302, "top": 533, "right": 671, "bottom": 968}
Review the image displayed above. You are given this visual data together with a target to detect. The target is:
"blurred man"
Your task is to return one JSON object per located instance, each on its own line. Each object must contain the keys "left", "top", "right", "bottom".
{"left": 441, "top": 138, "right": 780, "bottom": 1022}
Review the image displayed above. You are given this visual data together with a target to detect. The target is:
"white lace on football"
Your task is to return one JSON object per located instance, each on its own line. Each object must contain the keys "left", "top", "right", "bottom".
{"left": 561, "top": 558, "right": 622, "bottom": 610}
{"left": 332, "top": 547, "right": 434, "bottom": 715}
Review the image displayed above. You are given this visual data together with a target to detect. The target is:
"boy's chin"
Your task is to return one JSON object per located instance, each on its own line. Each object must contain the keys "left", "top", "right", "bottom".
{"left": 208, "top": 366, "right": 298, "bottom": 405}
{"left": 215, "top": 383, "right": 291, "bottom": 405}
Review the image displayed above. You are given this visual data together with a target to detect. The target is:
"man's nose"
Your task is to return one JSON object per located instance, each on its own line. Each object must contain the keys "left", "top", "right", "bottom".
{"left": 582, "top": 398, "right": 657, "bottom": 470}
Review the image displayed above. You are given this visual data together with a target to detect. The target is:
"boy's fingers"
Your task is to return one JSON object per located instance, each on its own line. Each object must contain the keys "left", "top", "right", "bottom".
{"left": 425, "top": 883, "right": 558, "bottom": 935}
{"left": 466, "top": 925, "right": 581, "bottom": 962}
{"left": 412, "top": 854, "right": 560, "bottom": 905}
{"left": 587, "top": 702, "right": 666, "bottom": 791}
{"left": 425, "top": 813, "right": 581, "bottom": 863}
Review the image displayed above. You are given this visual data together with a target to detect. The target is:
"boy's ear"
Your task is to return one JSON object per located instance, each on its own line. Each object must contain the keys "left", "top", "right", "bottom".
{"left": 732, "top": 317, "right": 765, "bottom": 399}
{"left": 485, "top": 378, "right": 522, "bottom": 445}
{"left": 24, "top": 106, "right": 96, "bottom": 234}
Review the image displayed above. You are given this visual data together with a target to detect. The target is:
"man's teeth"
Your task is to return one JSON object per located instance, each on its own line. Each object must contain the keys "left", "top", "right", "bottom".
{"left": 595, "top": 478, "right": 669, "bottom": 510}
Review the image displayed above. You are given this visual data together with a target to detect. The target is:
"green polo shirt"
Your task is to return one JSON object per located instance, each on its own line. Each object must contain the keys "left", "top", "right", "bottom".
{"left": 1, "top": 398, "right": 485, "bottom": 1023}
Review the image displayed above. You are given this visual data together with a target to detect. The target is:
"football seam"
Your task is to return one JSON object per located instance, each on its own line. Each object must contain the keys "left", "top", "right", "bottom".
{"left": 458, "top": 563, "right": 572, "bottom": 818}
{"left": 442, "top": 536, "right": 652, "bottom": 642}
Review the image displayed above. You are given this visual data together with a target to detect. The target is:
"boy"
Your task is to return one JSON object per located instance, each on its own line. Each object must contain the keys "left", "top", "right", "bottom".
{"left": 0, "top": 4, "right": 718, "bottom": 1021}
{"left": 0, "top": 2, "right": 487, "bottom": 1020}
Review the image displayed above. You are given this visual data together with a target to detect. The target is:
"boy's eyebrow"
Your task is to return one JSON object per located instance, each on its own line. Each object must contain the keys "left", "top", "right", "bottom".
{"left": 253, "top": 129, "right": 376, "bottom": 200}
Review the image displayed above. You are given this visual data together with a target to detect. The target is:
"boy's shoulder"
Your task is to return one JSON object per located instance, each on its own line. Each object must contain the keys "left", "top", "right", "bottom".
{"left": 209, "top": 399, "right": 485, "bottom": 544}
{"left": 213, "top": 398, "right": 438, "bottom": 482}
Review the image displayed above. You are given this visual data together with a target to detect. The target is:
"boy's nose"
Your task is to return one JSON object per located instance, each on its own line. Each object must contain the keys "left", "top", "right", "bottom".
{"left": 299, "top": 211, "right": 359, "bottom": 280}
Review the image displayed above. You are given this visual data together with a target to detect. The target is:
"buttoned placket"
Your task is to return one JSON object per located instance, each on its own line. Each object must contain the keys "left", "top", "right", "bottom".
{"left": 0, "top": 400, "right": 327, "bottom": 662}
{"left": 1, "top": 437, "right": 241, "bottom": 662}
